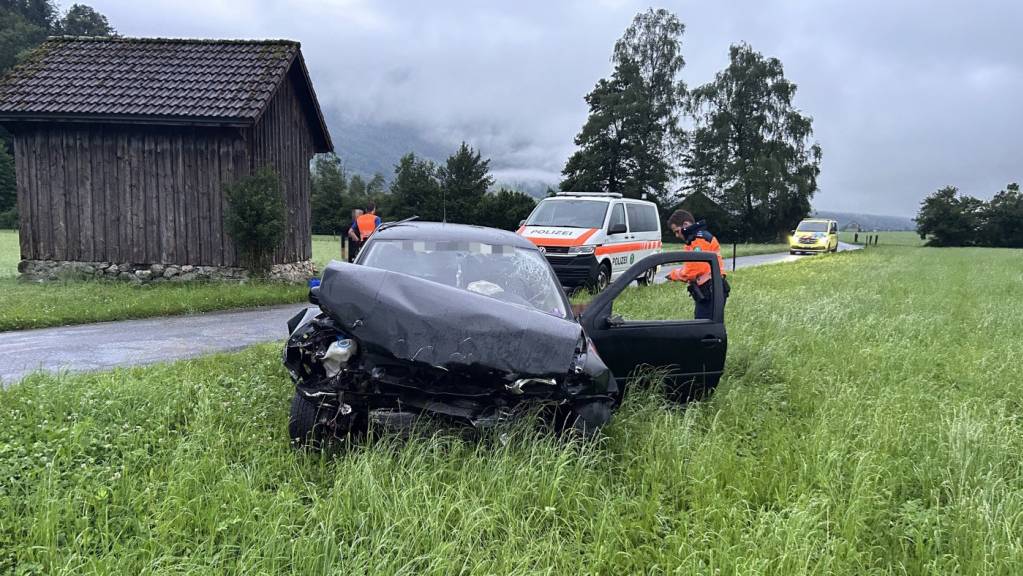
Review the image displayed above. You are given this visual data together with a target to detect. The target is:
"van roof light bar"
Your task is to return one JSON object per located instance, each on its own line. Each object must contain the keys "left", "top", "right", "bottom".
{"left": 555, "top": 191, "right": 623, "bottom": 199}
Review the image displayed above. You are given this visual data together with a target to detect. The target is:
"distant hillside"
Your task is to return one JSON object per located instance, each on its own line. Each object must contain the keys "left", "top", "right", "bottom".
{"left": 326, "top": 114, "right": 450, "bottom": 179}
{"left": 811, "top": 210, "right": 915, "bottom": 231}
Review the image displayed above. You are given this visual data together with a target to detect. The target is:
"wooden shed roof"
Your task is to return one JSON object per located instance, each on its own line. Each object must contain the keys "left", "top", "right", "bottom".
{"left": 0, "top": 36, "right": 332, "bottom": 151}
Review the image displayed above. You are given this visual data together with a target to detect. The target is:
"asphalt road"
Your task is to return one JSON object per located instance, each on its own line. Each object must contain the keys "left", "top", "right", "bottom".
{"left": 0, "top": 243, "right": 861, "bottom": 384}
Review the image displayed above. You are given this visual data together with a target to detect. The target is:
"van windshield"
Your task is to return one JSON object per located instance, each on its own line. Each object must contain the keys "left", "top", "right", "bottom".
{"left": 796, "top": 221, "right": 829, "bottom": 232}
{"left": 526, "top": 200, "right": 608, "bottom": 229}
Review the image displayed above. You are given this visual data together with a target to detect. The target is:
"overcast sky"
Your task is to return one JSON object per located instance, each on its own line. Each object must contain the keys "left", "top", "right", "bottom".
{"left": 82, "top": 0, "right": 1021, "bottom": 216}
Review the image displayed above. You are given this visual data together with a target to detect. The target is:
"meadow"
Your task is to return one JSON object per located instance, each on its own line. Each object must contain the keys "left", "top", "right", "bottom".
{"left": 840, "top": 230, "right": 925, "bottom": 246}
{"left": 3, "top": 245, "right": 1022, "bottom": 574}
{"left": 0, "top": 231, "right": 347, "bottom": 331}
{"left": 0, "top": 229, "right": 788, "bottom": 332}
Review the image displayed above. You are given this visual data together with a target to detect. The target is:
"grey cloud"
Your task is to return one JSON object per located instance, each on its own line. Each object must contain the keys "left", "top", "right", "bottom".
{"left": 87, "top": 0, "right": 1022, "bottom": 215}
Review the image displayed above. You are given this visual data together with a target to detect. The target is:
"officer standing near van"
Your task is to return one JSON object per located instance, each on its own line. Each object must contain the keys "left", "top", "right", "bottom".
{"left": 347, "top": 209, "right": 364, "bottom": 262}
{"left": 666, "top": 209, "right": 730, "bottom": 320}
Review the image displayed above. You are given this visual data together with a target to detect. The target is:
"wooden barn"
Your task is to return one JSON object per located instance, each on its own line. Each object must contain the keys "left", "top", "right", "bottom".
{"left": 0, "top": 37, "right": 333, "bottom": 281}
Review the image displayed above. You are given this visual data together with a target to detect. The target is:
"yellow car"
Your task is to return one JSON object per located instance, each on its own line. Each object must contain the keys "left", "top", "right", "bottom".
{"left": 789, "top": 219, "right": 839, "bottom": 254}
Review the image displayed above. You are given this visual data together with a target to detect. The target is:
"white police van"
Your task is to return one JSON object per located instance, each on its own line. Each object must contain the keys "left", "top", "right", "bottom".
{"left": 517, "top": 192, "right": 662, "bottom": 291}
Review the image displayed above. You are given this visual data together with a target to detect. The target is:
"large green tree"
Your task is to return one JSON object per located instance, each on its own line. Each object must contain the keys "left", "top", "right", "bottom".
{"left": 915, "top": 185, "right": 984, "bottom": 247}
{"left": 437, "top": 142, "right": 493, "bottom": 224}
{"left": 980, "top": 182, "right": 1023, "bottom": 248}
{"left": 310, "top": 154, "right": 348, "bottom": 235}
{"left": 561, "top": 8, "right": 686, "bottom": 204}
{"left": 56, "top": 3, "right": 115, "bottom": 36}
{"left": 476, "top": 188, "right": 536, "bottom": 231}
{"left": 686, "top": 43, "right": 822, "bottom": 241}
{"left": 389, "top": 153, "right": 442, "bottom": 221}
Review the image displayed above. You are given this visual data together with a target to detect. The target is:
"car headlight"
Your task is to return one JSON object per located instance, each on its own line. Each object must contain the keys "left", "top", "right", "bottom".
{"left": 568, "top": 245, "right": 595, "bottom": 255}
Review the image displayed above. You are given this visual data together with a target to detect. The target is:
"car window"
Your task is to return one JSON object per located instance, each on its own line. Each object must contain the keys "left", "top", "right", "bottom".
{"left": 626, "top": 204, "right": 658, "bottom": 232}
{"left": 525, "top": 200, "right": 608, "bottom": 229}
{"left": 830, "top": 223, "right": 838, "bottom": 233}
{"left": 359, "top": 239, "right": 568, "bottom": 318}
{"left": 608, "top": 203, "right": 626, "bottom": 232}
{"left": 796, "top": 221, "right": 828, "bottom": 232}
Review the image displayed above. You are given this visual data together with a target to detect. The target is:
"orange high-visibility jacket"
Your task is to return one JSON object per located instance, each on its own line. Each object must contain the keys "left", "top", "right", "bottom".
{"left": 357, "top": 213, "right": 379, "bottom": 241}
{"left": 667, "top": 230, "right": 727, "bottom": 285}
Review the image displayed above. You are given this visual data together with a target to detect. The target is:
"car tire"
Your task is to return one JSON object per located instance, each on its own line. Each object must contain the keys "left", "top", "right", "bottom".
{"left": 289, "top": 392, "right": 353, "bottom": 448}
{"left": 558, "top": 400, "right": 613, "bottom": 439}
{"left": 789, "top": 250, "right": 798, "bottom": 255}
{"left": 591, "top": 262, "right": 611, "bottom": 293}
{"left": 637, "top": 266, "right": 657, "bottom": 286}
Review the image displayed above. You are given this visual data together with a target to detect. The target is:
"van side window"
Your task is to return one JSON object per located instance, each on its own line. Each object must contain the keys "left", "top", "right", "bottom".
{"left": 626, "top": 204, "right": 658, "bottom": 232}
{"left": 609, "top": 203, "right": 626, "bottom": 232}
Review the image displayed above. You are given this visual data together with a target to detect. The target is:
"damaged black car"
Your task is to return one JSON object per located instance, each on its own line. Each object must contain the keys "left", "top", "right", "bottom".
{"left": 283, "top": 221, "right": 727, "bottom": 445}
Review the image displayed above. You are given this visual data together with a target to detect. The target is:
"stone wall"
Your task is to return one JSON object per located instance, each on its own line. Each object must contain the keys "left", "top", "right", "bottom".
{"left": 18, "top": 259, "right": 316, "bottom": 284}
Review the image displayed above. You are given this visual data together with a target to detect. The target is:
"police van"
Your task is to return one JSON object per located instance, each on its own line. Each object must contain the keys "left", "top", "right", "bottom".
{"left": 517, "top": 192, "right": 662, "bottom": 291}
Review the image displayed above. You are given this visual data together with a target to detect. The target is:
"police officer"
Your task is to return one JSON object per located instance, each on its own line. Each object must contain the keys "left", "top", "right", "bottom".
{"left": 666, "top": 209, "right": 730, "bottom": 320}
{"left": 355, "top": 202, "right": 381, "bottom": 241}
{"left": 346, "top": 208, "right": 364, "bottom": 262}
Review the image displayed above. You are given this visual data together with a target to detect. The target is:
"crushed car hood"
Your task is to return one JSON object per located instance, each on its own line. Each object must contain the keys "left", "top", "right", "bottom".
{"left": 318, "top": 262, "right": 583, "bottom": 377}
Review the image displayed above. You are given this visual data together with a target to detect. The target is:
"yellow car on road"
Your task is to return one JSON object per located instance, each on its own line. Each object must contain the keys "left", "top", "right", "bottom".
{"left": 789, "top": 219, "right": 839, "bottom": 254}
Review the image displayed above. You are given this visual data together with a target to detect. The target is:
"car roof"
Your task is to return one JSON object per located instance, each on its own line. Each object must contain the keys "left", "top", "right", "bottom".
{"left": 371, "top": 220, "right": 537, "bottom": 249}
{"left": 543, "top": 195, "right": 658, "bottom": 206}
{"left": 800, "top": 218, "right": 835, "bottom": 223}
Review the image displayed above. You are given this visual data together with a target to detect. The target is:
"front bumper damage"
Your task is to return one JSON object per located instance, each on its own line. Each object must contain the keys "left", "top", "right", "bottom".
{"left": 284, "top": 262, "right": 617, "bottom": 436}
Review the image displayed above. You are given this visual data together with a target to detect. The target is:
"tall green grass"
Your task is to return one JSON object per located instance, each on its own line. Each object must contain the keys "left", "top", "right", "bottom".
{"left": 0, "top": 234, "right": 349, "bottom": 332}
{"left": 3, "top": 246, "right": 1022, "bottom": 574}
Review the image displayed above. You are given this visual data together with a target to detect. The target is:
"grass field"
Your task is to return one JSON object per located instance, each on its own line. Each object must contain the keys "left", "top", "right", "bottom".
{"left": 0, "top": 232, "right": 349, "bottom": 332}
{"left": 664, "top": 240, "right": 789, "bottom": 257}
{"left": 3, "top": 245, "right": 1022, "bottom": 574}
{"left": 0, "top": 230, "right": 785, "bottom": 332}
{"left": 840, "top": 230, "right": 925, "bottom": 246}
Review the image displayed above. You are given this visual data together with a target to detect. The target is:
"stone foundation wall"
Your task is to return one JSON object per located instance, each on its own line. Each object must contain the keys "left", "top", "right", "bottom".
{"left": 18, "top": 259, "right": 316, "bottom": 284}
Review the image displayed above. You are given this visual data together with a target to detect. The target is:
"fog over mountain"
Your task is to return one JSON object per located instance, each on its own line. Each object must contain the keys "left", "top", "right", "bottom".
{"left": 88, "top": 0, "right": 1022, "bottom": 217}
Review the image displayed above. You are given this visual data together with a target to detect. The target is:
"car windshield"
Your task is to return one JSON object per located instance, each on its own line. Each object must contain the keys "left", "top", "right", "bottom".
{"left": 525, "top": 199, "right": 608, "bottom": 229}
{"left": 359, "top": 239, "right": 569, "bottom": 318}
{"left": 796, "top": 221, "right": 828, "bottom": 232}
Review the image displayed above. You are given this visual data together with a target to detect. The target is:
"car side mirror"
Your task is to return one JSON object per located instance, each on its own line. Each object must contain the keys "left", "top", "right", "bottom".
{"left": 790, "top": 230, "right": 796, "bottom": 235}
{"left": 518, "top": 219, "right": 526, "bottom": 228}
{"left": 608, "top": 222, "right": 627, "bottom": 235}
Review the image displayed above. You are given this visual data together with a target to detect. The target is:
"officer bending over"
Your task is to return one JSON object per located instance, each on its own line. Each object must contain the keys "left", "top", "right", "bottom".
{"left": 666, "top": 209, "right": 730, "bottom": 320}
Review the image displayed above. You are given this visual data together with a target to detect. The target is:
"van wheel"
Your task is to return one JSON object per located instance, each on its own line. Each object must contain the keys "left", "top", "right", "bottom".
{"left": 637, "top": 266, "right": 657, "bottom": 286}
{"left": 593, "top": 263, "right": 611, "bottom": 292}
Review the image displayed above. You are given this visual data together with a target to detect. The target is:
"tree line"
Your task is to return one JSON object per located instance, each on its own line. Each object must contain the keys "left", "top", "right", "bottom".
{"left": 0, "top": 0, "right": 116, "bottom": 228}
{"left": 916, "top": 183, "right": 1023, "bottom": 248}
{"left": 310, "top": 143, "right": 537, "bottom": 235}
{"left": 561, "top": 9, "right": 821, "bottom": 242}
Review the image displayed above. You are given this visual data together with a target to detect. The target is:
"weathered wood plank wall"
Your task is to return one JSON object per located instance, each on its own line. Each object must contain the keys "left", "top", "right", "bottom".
{"left": 250, "top": 67, "right": 316, "bottom": 263}
{"left": 13, "top": 125, "right": 252, "bottom": 266}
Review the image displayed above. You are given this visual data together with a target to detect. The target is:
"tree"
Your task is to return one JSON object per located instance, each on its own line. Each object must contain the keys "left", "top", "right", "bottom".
{"left": 980, "top": 183, "right": 1023, "bottom": 248}
{"left": 687, "top": 43, "right": 822, "bottom": 241}
{"left": 612, "top": 8, "right": 687, "bottom": 166}
{"left": 476, "top": 189, "right": 536, "bottom": 231}
{"left": 0, "top": 145, "right": 16, "bottom": 229}
{"left": 437, "top": 142, "right": 493, "bottom": 224}
{"left": 389, "top": 153, "right": 442, "bottom": 221}
{"left": 561, "top": 8, "right": 687, "bottom": 205}
{"left": 56, "top": 3, "right": 115, "bottom": 36}
{"left": 224, "top": 167, "right": 286, "bottom": 272}
{"left": 915, "top": 185, "right": 984, "bottom": 247}
{"left": 309, "top": 154, "right": 348, "bottom": 235}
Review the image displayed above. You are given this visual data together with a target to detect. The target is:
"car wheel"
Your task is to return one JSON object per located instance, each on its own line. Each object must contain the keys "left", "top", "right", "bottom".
{"left": 289, "top": 392, "right": 353, "bottom": 448}
{"left": 637, "top": 266, "right": 657, "bottom": 286}
{"left": 592, "top": 262, "right": 611, "bottom": 293}
{"left": 557, "top": 400, "right": 613, "bottom": 439}
{"left": 789, "top": 250, "right": 798, "bottom": 255}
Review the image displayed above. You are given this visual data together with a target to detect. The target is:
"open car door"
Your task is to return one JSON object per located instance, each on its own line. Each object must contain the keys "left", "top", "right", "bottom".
{"left": 580, "top": 251, "right": 728, "bottom": 399}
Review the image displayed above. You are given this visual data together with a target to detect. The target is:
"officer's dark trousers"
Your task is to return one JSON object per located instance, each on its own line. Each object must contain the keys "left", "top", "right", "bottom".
{"left": 693, "top": 279, "right": 730, "bottom": 320}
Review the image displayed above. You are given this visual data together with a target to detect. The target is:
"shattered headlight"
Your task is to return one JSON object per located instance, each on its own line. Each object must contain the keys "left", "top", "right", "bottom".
{"left": 568, "top": 245, "right": 595, "bottom": 255}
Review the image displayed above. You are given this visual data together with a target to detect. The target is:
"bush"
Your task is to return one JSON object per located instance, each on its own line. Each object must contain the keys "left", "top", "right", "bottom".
{"left": 224, "top": 167, "right": 286, "bottom": 273}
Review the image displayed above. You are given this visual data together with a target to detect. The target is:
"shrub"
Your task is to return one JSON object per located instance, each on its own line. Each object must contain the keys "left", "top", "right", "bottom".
{"left": 224, "top": 167, "right": 286, "bottom": 273}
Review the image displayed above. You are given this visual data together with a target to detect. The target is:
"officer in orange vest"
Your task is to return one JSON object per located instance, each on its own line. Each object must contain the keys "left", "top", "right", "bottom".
{"left": 666, "top": 209, "right": 730, "bottom": 320}
{"left": 353, "top": 202, "right": 381, "bottom": 242}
